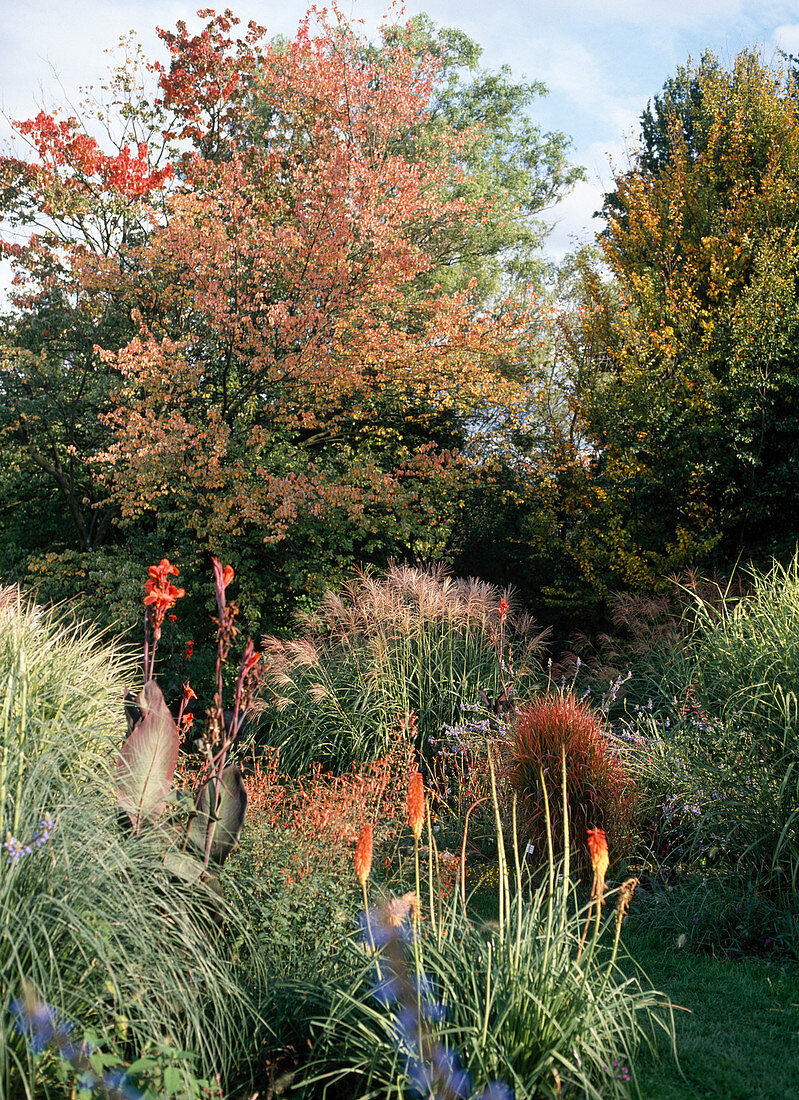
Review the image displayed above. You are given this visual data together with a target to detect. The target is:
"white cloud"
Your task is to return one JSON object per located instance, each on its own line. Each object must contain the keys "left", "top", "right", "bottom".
{"left": 772, "top": 22, "right": 799, "bottom": 56}
{"left": 554, "top": 0, "right": 748, "bottom": 31}
{"left": 545, "top": 177, "right": 605, "bottom": 259}
{"left": 544, "top": 135, "right": 635, "bottom": 261}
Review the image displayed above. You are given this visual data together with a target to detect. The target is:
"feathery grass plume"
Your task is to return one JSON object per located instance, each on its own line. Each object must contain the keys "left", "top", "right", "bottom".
{"left": 259, "top": 564, "right": 548, "bottom": 773}
{"left": 504, "top": 692, "right": 635, "bottom": 873}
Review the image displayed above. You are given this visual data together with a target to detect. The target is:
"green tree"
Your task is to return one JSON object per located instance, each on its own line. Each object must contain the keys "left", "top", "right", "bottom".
{"left": 559, "top": 50, "right": 799, "bottom": 598}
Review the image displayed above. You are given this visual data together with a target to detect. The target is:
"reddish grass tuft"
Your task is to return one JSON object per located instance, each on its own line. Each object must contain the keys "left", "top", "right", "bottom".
{"left": 504, "top": 693, "right": 635, "bottom": 872}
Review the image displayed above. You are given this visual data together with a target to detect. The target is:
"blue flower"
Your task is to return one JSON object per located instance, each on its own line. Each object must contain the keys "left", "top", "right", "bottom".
{"left": 406, "top": 1047, "right": 472, "bottom": 1099}
{"left": 103, "top": 1068, "right": 145, "bottom": 1100}
{"left": 476, "top": 1083, "right": 515, "bottom": 1100}
{"left": 9, "top": 997, "right": 70, "bottom": 1054}
{"left": 372, "top": 970, "right": 402, "bottom": 1006}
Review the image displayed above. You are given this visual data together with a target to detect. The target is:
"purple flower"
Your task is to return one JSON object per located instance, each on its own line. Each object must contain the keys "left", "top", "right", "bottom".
{"left": 476, "top": 1084, "right": 515, "bottom": 1100}
{"left": 4, "top": 815, "right": 55, "bottom": 864}
{"left": 406, "top": 1048, "right": 471, "bottom": 1099}
{"left": 9, "top": 998, "right": 69, "bottom": 1054}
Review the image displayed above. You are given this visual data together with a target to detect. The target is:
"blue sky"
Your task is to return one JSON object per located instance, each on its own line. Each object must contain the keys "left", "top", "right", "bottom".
{"left": 3, "top": 0, "right": 799, "bottom": 260}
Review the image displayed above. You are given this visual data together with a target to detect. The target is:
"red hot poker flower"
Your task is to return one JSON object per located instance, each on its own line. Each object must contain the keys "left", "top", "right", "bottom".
{"left": 586, "top": 827, "right": 609, "bottom": 898}
{"left": 354, "top": 822, "right": 373, "bottom": 886}
{"left": 407, "top": 770, "right": 425, "bottom": 843}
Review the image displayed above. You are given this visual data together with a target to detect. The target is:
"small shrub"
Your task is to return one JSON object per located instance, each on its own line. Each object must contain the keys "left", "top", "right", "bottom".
{"left": 681, "top": 554, "right": 799, "bottom": 749}
{"left": 504, "top": 693, "right": 636, "bottom": 872}
{"left": 228, "top": 741, "right": 415, "bottom": 1034}
{"left": 619, "top": 699, "right": 799, "bottom": 899}
{"left": 625, "top": 871, "right": 799, "bottom": 960}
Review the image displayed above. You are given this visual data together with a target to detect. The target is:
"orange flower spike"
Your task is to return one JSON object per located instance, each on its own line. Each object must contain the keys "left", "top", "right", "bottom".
{"left": 354, "top": 822, "right": 373, "bottom": 886}
{"left": 407, "top": 770, "right": 425, "bottom": 843}
{"left": 498, "top": 597, "right": 509, "bottom": 623}
{"left": 587, "top": 827, "right": 609, "bottom": 896}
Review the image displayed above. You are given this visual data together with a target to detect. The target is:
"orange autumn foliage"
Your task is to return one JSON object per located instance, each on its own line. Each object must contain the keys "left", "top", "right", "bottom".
{"left": 87, "top": 8, "right": 537, "bottom": 547}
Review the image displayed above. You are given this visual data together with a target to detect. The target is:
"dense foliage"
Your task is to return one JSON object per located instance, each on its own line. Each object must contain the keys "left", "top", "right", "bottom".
{"left": 5, "top": 20, "right": 799, "bottom": 1095}
{"left": 553, "top": 51, "right": 799, "bottom": 601}
{"left": 0, "top": 589, "right": 268, "bottom": 1098}
{"left": 0, "top": 7, "right": 579, "bottom": 642}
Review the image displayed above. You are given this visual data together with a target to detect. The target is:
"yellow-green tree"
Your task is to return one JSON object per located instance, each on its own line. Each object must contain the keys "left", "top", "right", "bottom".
{"left": 560, "top": 50, "right": 799, "bottom": 595}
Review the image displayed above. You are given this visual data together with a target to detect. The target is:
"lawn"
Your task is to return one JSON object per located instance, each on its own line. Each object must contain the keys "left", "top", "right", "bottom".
{"left": 625, "top": 931, "right": 799, "bottom": 1100}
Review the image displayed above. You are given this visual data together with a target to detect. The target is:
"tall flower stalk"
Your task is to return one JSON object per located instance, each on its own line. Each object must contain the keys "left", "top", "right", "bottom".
{"left": 142, "top": 558, "right": 185, "bottom": 681}
{"left": 408, "top": 769, "right": 426, "bottom": 928}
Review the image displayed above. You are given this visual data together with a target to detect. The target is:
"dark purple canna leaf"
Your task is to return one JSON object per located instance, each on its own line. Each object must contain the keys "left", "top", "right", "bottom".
{"left": 188, "top": 764, "right": 248, "bottom": 867}
{"left": 116, "top": 680, "right": 180, "bottom": 834}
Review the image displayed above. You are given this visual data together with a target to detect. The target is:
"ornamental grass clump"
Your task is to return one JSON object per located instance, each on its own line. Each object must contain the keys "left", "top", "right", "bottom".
{"left": 504, "top": 692, "right": 635, "bottom": 873}
{"left": 0, "top": 587, "right": 267, "bottom": 1099}
{"left": 298, "top": 755, "right": 674, "bottom": 1099}
{"left": 616, "top": 554, "right": 799, "bottom": 900}
{"left": 259, "top": 563, "right": 548, "bottom": 773}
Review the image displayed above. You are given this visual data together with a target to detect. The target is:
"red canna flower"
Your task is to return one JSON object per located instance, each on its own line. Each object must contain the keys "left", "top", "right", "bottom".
{"left": 185, "top": 640, "right": 194, "bottom": 659}
{"left": 168, "top": 613, "right": 178, "bottom": 623}
{"left": 148, "top": 558, "right": 180, "bottom": 587}
{"left": 144, "top": 577, "right": 185, "bottom": 615}
{"left": 222, "top": 564, "right": 235, "bottom": 588}
{"left": 498, "top": 597, "right": 509, "bottom": 623}
{"left": 182, "top": 682, "right": 197, "bottom": 703}
{"left": 354, "top": 822, "right": 373, "bottom": 886}
{"left": 407, "top": 770, "right": 425, "bottom": 842}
